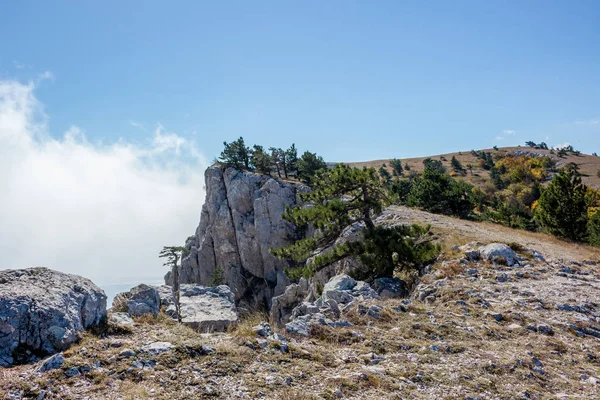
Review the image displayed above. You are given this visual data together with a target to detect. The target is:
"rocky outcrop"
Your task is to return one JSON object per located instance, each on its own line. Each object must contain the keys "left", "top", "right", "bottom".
{"left": 0, "top": 267, "right": 107, "bottom": 367}
{"left": 167, "top": 166, "right": 309, "bottom": 307}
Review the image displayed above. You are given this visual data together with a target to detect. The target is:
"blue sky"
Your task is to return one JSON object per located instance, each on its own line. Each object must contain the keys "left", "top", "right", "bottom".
{"left": 1, "top": 1, "right": 599, "bottom": 284}
{"left": 1, "top": 1, "right": 599, "bottom": 161}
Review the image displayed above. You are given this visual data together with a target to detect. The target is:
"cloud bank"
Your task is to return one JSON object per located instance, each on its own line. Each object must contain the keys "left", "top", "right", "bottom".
{"left": 0, "top": 79, "right": 207, "bottom": 284}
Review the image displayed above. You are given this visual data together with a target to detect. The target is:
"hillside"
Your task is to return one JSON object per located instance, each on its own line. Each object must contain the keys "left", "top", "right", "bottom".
{"left": 347, "top": 146, "right": 600, "bottom": 190}
{"left": 3, "top": 207, "right": 599, "bottom": 399}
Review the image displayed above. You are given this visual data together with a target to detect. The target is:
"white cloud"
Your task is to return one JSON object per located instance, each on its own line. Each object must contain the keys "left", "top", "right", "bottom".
{"left": 0, "top": 79, "right": 208, "bottom": 285}
{"left": 495, "top": 136, "right": 504, "bottom": 141}
{"left": 502, "top": 130, "right": 516, "bottom": 135}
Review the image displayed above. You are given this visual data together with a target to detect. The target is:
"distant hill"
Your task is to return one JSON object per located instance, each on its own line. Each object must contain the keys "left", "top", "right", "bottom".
{"left": 347, "top": 146, "right": 600, "bottom": 189}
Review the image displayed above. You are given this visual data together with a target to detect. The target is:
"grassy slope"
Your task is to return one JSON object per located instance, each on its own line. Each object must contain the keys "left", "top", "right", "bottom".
{"left": 346, "top": 146, "right": 600, "bottom": 189}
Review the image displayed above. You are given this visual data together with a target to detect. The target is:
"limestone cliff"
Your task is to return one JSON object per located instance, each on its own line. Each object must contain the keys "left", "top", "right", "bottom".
{"left": 166, "top": 166, "right": 308, "bottom": 307}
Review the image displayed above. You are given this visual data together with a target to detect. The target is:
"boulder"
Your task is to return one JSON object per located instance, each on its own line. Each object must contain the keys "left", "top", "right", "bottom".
{"left": 0, "top": 267, "right": 106, "bottom": 367}
{"left": 126, "top": 284, "right": 160, "bottom": 317}
{"left": 372, "top": 277, "right": 408, "bottom": 299}
{"left": 164, "top": 284, "right": 238, "bottom": 332}
{"left": 478, "top": 243, "right": 519, "bottom": 266}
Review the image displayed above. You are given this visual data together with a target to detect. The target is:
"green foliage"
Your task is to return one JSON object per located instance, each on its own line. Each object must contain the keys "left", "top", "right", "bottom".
{"left": 535, "top": 165, "right": 589, "bottom": 241}
{"left": 296, "top": 151, "right": 327, "bottom": 184}
{"left": 210, "top": 265, "right": 225, "bottom": 286}
{"left": 219, "top": 137, "right": 250, "bottom": 169}
{"left": 404, "top": 162, "right": 411, "bottom": 171}
{"left": 451, "top": 156, "right": 465, "bottom": 174}
{"left": 378, "top": 166, "right": 392, "bottom": 183}
{"left": 250, "top": 145, "right": 272, "bottom": 175}
{"left": 588, "top": 212, "right": 600, "bottom": 246}
{"left": 349, "top": 225, "right": 440, "bottom": 281}
{"left": 597, "top": 169, "right": 600, "bottom": 179}
{"left": 423, "top": 158, "right": 446, "bottom": 174}
{"left": 390, "top": 158, "right": 403, "bottom": 176}
{"left": 272, "top": 164, "right": 398, "bottom": 278}
{"left": 406, "top": 160, "right": 473, "bottom": 218}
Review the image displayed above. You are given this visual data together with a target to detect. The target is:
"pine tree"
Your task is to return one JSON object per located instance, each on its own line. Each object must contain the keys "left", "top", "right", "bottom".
{"left": 219, "top": 137, "right": 250, "bottom": 170}
{"left": 159, "top": 246, "right": 190, "bottom": 322}
{"left": 286, "top": 144, "right": 298, "bottom": 177}
{"left": 451, "top": 156, "right": 465, "bottom": 174}
{"left": 378, "top": 166, "right": 392, "bottom": 183}
{"left": 271, "top": 164, "right": 439, "bottom": 278}
{"left": 390, "top": 158, "right": 403, "bottom": 176}
{"left": 535, "top": 165, "right": 589, "bottom": 241}
{"left": 250, "top": 145, "right": 272, "bottom": 175}
{"left": 296, "top": 151, "right": 327, "bottom": 184}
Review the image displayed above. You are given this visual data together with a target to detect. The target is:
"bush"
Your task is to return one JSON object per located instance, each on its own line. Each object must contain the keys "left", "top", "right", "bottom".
{"left": 406, "top": 161, "right": 474, "bottom": 218}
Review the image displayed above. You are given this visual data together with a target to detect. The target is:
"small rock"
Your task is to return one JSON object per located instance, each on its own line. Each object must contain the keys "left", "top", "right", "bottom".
{"left": 119, "top": 349, "right": 136, "bottom": 358}
{"left": 65, "top": 367, "right": 80, "bottom": 377}
{"left": 141, "top": 341, "right": 174, "bottom": 355}
{"left": 252, "top": 322, "right": 272, "bottom": 338}
{"left": 490, "top": 313, "right": 504, "bottom": 322}
{"left": 38, "top": 353, "right": 65, "bottom": 372}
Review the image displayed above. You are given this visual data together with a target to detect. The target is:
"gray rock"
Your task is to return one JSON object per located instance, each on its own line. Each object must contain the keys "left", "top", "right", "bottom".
{"left": 38, "top": 353, "right": 65, "bottom": 372}
{"left": 252, "top": 322, "right": 272, "bottom": 337}
{"left": 109, "top": 312, "right": 134, "bottom": 326}
{"left": 168, "top": 166, "right": 310, "bottom": 307}
{"left": 372, "top": 277, "right": 408, "bottom": 299}
{"left": 270, "top": 278, "right": 309, "bottom": 327}
{"left": 164, "top": 284, "right": 238, "bottom": 332}
{"left": 0, "top": 267, "right": 106, "bottom": 367}
{"left": 65, "top": 367, "right": 80, "bottom": 377}
{"left": 119, "top": 349, "right": 136, "bottom": 358}
{"left": 141, "top": 341, "right": 174, "bottom": 355}
{"left": 478, "top": 243, "right": 519, "bottom": 266}
{"left": 125, "top": 284, "right": 160, "bottom": 317}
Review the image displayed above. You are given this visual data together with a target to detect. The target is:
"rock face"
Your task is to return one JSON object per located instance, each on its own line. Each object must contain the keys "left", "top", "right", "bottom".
{"left": 166, "top": 166, "right": 309, "bottom": 307}
{"left": 0, "top": 267, "right": 107, "bottom": 367}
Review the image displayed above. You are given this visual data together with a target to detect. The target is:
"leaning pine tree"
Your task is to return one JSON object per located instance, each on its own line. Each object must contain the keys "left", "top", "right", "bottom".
{"left": 271, "top": 164, "right": 439, "bottom": 280}
{"left": 159, "top": 246, "right": 189, "bottom": 322}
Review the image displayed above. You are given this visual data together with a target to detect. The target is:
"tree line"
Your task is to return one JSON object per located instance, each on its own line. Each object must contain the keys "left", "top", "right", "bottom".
{"left": 218, "top": 137, "right": 327, "bottom": 184}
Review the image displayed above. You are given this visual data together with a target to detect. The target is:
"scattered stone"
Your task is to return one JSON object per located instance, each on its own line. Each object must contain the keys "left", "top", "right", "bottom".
{"left": 496, "top": 273, "right": 509, "bottom": 283}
